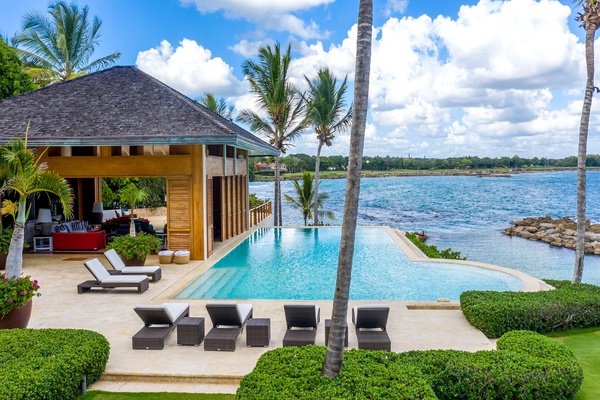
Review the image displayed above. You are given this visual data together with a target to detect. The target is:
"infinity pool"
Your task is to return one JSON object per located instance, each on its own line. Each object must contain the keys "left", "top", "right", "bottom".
{"left": 175, "top": 227, "right": 523, "bottom": 300}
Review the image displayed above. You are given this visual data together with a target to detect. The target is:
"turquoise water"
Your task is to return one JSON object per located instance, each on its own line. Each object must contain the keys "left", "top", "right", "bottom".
{"left": 176, "top": 227, "right": 522, "bottom": 300}
{"left": 250, "top": 171, "right": 600, "bottom": 286}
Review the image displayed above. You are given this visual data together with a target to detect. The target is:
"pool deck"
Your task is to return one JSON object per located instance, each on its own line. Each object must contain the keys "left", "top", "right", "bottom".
{"left": 18, "top": 225, "right": 550, "bottom": 394}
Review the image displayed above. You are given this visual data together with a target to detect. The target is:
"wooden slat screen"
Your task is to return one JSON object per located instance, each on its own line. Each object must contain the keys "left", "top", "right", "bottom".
{"left": 167, "top": 178, "right": 191, "bottom": 251}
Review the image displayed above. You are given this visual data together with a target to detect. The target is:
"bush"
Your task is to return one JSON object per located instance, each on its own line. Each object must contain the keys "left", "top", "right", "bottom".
{"left": 405, "top": 233, "right": 466, "bottom": 260}
{"left": 460, "top": 280, "right": 600, "bottom": 338}
{"left": 236, "top": 332, "right": 582, "bottom": 399}
{"left": 0, "top": 328, "right": 110, "bottom": 399}
{"left": 236, "top": 346, "right": 437, "bottom": 399}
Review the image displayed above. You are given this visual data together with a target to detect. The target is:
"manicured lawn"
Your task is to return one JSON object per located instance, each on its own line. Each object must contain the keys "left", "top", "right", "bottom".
{"left": 79, "top": 391, "right": 234, "bottom": 400}
{"left": 547, "top": 327, "right": 600, "bottom": 400}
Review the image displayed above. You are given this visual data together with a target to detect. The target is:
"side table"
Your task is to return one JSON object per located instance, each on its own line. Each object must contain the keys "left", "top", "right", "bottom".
{"left": 33, "top": 236, "right": 53, "bottom": 252}
{"left": 246, "top": 318, "right": 270, "bottom": 347}
{"left": 325, "top": 319, "right": 348, "bottom": 347}
{"left": 177, "top": 317, "right": 205, "bottom": 346}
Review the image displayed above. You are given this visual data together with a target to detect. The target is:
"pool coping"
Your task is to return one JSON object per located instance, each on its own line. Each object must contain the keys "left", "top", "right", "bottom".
{"left": 159, "top": 225, "right": 552, "bottom": 302}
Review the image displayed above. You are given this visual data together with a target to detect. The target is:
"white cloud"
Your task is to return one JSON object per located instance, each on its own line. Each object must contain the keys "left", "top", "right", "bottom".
{"left": 136, "top": 39, "right": 244, "bottom": 97}
{"left": 180, "top": 0, "right": 333, "bottom": 39}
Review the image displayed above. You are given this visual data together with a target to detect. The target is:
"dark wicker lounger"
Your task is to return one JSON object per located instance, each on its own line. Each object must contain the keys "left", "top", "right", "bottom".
{"left": 352, "top": 305, "right": 391, "bottom": 351}
{"left": 132, "top": 303, "right": 190, "bottom": 350}
{"left": 283, "top": 304, "right": 320, "bottom": 347}
{"left": 204, "top": 303, "right": 253, "bottom": 351}
{"left": 78, "top": 258, "right": 149, "bottom": 294}
{"left": 104, "top": 249, "right": 162, "bottom": 282}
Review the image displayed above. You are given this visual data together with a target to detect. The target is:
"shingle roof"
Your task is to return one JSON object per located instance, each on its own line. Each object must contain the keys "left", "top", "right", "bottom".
{"left": 0, "top": 66, "right": 279, "bottom": 155}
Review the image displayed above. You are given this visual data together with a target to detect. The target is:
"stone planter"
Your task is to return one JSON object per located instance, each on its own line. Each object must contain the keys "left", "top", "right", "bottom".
{"left": 119, "top": 254, "right": 146, "bottom": 266}
{"left": 0, "top": 299, "right": 32, "bottom": 329}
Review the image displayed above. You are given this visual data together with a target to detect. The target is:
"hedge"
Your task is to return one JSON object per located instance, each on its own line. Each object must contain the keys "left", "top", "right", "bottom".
{"left": 460, "top": 279, "right": 600, "bottom": 338}
{"left": 0, "top": 329, "right": 110, "bottom": 400}
{"left": 236, "top": 331, "right": 582, "bottom": 399}
{"left": 236, "top": 346, "right": 437, "bottom": 399}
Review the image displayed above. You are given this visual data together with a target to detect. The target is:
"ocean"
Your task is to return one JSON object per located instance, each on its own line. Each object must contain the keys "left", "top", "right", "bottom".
{"left": 249, "top": 171, "right": 600, "bottom": 286}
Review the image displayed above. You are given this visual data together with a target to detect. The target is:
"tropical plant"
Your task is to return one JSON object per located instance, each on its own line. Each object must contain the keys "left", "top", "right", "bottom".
{"left": 12, "top": 1, "right": 120, "bottom": 87}
{"left": 106, "top": 232, "right": 161, "bottom": 261}
{"left": 0, "top": 38, "right": 36, "bottom": 99}
{"left": 304, "top": 68, "right": 352, "bottom": 226}
{"left": 237, "top": 43, "right": 309, "bottom": 226}
{"left": 0, "top": 227, "right": 14, "bottom": 254}
{"left": 118, "top": 183, "right": 148, "bottom": 237}
{"left": 572, "top": 0, "right": 600, "bottom": 284}
{"left": 200, "top": 92, "right": 234, "bottom": 120}
{"left": 249, "top": 193, "right": 266, "bottom": 209}
{"left": 0, "top": 274, "right": 40, "bottom": 318}
{"left": 0, "top": 130, "right": 73, "bottom": 278}
{"left": 322, "top": 0, "right": 373, "bottom": 378}
{"left": 284, "top": 171, "right": 334, "bottom": 226}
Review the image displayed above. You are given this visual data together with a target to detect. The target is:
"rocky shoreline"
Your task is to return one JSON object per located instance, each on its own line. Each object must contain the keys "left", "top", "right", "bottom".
{"left": 504, "top": 216, "right": 600, "bottom": 255}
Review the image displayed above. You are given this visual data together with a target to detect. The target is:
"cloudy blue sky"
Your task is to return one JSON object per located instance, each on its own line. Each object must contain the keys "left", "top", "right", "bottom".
{"left": 1, "top": 0, "right": 597, "bottom": 159}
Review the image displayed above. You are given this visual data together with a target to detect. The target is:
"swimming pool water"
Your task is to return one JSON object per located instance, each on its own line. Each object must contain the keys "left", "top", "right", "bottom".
{"left": 175, "top": 227, "right": 523, "bottom": 300}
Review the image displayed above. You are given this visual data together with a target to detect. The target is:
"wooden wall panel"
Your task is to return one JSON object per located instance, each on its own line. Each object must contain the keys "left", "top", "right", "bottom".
{"left": 167, "top": 178, "right": 191, "bottom": 252}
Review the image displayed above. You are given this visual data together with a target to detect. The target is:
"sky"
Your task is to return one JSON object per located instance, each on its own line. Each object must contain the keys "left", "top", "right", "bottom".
{"left": 1, "top": 0, "right": 598, "bottom": 159}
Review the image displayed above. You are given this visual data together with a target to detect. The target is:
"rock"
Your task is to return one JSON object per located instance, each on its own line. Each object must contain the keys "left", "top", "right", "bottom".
{"left": 591, "top": 224, "right": 600, "bottom": 233}
{"left": 539, "top": 223, "right": 556, "bottom": 229}
{"left": 520, "top": 231, "right": 534, "bottom": 239}
{"left": 585, "top": 232, "right": 600, "bottom": 241}
{"left": 525, "top": 226, "right": 538, "bottom": 233}
{"left": 563, "top": 229, "right": 577, "bottom": 237}
{"left": 551, "top": 240, "right": 563, "bottom": 247}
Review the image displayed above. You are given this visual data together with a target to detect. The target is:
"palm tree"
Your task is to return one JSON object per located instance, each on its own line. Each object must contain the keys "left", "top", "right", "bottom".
{"left": 199, "top": 93, "right": 234, "bottom": 120}
{"left": 118, "top": 183, "right": 148, "bottom": 237}
{"left": 0, "top": 129, "right": 73, "bottom": 278}
{"left": 322, "top": 0, "right": 373, "bottom": 378}
{"left": 237, "top": 43, "right": 309, "bottom": 226}
{"left": 304, "top": 69, "right": 352, "bottom": 226}
{"left": 284, "top": 171, "right": 334, "bottom": 226}
{"left": 572, "top": 0, "right": 600, "bottom": 283}
{"left": 12, "top": 1, "right": 120, "bottom": 87}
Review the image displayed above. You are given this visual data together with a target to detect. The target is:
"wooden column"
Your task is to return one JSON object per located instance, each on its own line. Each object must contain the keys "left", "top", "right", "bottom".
{"left": 190, "top": 145, "right": 205, "bottom": 260}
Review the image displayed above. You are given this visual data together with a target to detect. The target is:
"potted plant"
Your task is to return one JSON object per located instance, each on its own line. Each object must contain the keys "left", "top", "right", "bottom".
{"left": 107, "top": 232, "right": 161, "bottom": 266}
{"left": 0, "top": 274, "right": 40, "bottom": 329}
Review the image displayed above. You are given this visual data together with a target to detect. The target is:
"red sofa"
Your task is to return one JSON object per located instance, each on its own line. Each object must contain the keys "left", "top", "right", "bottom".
{"left": 53, "top": 230, "right": 106, "bottom": 251}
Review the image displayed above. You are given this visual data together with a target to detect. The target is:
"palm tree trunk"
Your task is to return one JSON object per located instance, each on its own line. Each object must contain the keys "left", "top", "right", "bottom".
{"left": 5, "top": 197, "right": 28, "bottom": 278}
{"left": 322, "top": 0, "right": 372, "bottom": 378}
{"left": 313, "top": 141, "right": 324, "bottom": 226}
{"left": 573, "top": 22, "right": 596, "bottom": 284}
{"left": 274, "top": 156, "right": 282, "bottom": 226}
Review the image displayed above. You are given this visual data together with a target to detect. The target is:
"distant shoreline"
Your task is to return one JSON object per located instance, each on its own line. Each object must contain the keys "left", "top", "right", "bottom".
{"left": 253, "top": 167, "right": 600, "bottom": 182}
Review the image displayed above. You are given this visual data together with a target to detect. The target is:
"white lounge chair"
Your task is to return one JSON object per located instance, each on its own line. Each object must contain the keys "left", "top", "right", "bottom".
{"left": 78, "top": 258, "right": 149, "bottom": 294}
{"left": 104, "top": 249, "right": 162, "bottom": 282}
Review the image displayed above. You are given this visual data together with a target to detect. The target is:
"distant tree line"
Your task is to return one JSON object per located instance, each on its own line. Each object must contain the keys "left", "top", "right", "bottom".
{"left": 250, "top": 154, "right": 600, "bottom": 176}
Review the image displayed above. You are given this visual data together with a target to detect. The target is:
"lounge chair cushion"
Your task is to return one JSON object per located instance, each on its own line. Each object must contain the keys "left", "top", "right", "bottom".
{"left": 84, "top": 258, "right": 112, "bottom": 281}
{"left": 164, "top": 303, "right": 189, "bottom": 323}
{"left": 105, "top": 249, "right": 160, "bottom": 271}
{"left": 135, "top": 303, "right": 189, "bottom": 326}
{"left": 237, "top": 304, "right": 253, "bottom": 324}
{"left": 121, "top": 266, "right": 160, "bottom": 274}
{"left": 102, "top": 275, "right": 147, "bottom": 283}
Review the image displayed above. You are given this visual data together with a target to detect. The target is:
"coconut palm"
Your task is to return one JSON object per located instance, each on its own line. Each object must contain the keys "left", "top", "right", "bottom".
{"left": 12, "top": 1, "right": 120, "bottom": 87}
{"left": 322, "top": 0, "right": 373, "bottom": 378}
{"left": 304, "top": 69, "right": 352, "bottom": 226}
{"left": 237, "top": 43, "right": 309, "bottom": 226}
{"left": 0, "top": 129, "right": 73, "bottom": 278}
{"left": 200, "top": 92, "right": 234, "bottom": 120}
{"left": 572, "top": 0, "right": 600, "bottom": 283}
{"left": 284, "top": 171, "right": 334, "bottom": 226}
{"left": 118, "top": 183, "right": 148, "bottom": 237}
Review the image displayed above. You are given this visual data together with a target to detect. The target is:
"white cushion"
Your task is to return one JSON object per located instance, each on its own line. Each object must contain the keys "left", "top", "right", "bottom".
{"left": 102, "top": 275, "right": 147, "bottom": 283}
{"left": 163, "top": 303, "right": 189, "bottom": 322}
{"left": 237, "top": 304, "right": 253, "bottom": 323}
{"left": 104, "top": 249, "right": 126, "bottom": 270}
{"left": 85, "top": 259, "right": 110, "bottom": 281}
{"left": 121, "top": 266, "right": 160, "bottom": 274}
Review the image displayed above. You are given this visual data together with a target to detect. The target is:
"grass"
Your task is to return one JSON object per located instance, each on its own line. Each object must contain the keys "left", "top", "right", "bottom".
{"left": 79, "top": 391, "right": 234, "bottom": 400}
{"left": 547, "top": 327, "right": 600, "bottom": 400}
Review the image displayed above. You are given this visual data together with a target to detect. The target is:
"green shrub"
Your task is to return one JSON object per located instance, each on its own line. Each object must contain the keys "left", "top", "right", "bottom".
{"left": 236, "top": 332, "right": 582, "bottom": 399}
{"left": 236, "top": 346, "right": 437, "bottom": 399}
{"left": 461, "top": 280, "right": 600, "bottom": 338}
{"left": 405, "top": 233, "right": 466, "bottom": 260}
{"left": 0, "top": 329, "right": 110, "bottom": 399}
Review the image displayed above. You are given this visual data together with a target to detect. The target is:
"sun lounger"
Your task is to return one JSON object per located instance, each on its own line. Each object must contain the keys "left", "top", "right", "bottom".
{"left": 204, "top": 303, "right": 253, "bottom": 351}
{"left": 104, "top": 249, "right": 162, "bottom": 282}
{"left": 78, "top": 258, "right": 149, "bottom": 294}
{"left": 132, "top": 303, "right": 190, "bottom": 350}
{"left": 283, "top": 304, "right": 320, "bottom": 347}
{"left": 352, "top": 305, "right": 391, "bottom": 351}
